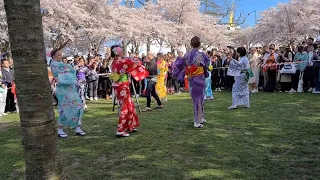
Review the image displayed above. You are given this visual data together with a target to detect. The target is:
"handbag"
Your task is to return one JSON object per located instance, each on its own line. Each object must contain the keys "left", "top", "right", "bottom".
{"left": 297, "top": 71, "right": 304, "bottom": 93}
{"left": 280, "top": 64, "right": 297, "bottom": 74}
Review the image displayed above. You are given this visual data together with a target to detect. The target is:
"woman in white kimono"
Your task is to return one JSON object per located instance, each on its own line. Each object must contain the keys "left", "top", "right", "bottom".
{"left": 228, "top": 47, "right": 251, "bottom": 110}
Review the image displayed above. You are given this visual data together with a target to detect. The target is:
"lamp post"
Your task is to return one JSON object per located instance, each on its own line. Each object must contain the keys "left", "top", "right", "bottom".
{"left": 248, "top": 10, "right": 257, "bottom": 22}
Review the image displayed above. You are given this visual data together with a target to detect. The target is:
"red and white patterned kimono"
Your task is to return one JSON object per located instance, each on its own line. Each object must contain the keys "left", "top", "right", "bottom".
{"left": 111, "top": 57, "right": 148, "bottom": 133}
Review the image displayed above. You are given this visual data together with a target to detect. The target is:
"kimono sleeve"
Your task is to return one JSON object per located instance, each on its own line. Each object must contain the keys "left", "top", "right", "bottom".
{"left": 227, "top": 59, "right": 241, "bottom": 76}
{"left": 203, "top": 53, "right": 211, "bottom": 78}
{"left": 172, "top": 56, "right": 186, "bottom": 82}
{"left": 50, "top": 62, "right": 60, "bottom": 78}
{"left": 125, "top": 58, "right": 148, "bottom": 81}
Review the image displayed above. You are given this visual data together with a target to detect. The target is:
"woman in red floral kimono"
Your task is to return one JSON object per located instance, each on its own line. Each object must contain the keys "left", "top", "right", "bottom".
{"left": 110, "top": 45, "right": 149, "bottom": 137}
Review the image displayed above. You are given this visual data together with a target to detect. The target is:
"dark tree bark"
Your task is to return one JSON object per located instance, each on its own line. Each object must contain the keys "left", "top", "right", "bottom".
{"left": 4, "top": 0, "right": 64, "bottom": 179}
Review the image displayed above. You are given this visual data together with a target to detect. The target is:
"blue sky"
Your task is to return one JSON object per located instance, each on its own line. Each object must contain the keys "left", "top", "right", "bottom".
{"left": 237, "top": 0, "right": 289, "bottom": 26}
{"left": 129, "top": 0, "right": 289, "bottom": 27}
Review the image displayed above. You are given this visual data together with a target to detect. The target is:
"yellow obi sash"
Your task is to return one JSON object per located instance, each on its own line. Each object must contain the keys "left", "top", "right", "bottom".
{"left": 110, "top": 73, "right": 128, "bottom": 82}
{"left": 186, "top": 65, "right": 204, "bottom": 77}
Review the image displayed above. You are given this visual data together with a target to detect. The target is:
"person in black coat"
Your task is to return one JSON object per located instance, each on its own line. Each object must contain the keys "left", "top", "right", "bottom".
{"left": 1, "top": 59, "right": 16, "bottom": 113}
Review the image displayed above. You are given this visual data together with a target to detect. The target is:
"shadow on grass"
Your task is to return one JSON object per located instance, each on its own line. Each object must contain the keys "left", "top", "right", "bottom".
{"left": 0, "top": 92, "right": 319, "bottom": 179}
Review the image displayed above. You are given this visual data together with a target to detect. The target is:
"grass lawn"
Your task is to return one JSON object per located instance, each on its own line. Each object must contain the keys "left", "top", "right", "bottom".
{"left": 0, "top": 92, "right": 320, "bottom": 180}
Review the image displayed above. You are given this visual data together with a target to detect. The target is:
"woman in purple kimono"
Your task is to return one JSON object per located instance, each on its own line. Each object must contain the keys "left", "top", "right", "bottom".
{"left": 173, "top": 36, "right": 210, "bottom": 128}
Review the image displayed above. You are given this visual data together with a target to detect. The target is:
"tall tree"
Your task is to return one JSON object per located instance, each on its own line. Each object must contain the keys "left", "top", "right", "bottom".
{"left": 3, "top": 0, "right": 64, "bottom": 179}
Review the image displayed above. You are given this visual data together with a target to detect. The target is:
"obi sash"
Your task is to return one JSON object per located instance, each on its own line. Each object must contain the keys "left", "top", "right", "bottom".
{"left": 185, "top": 65, "right": 204, "bottom": 78}
{"left": 77, "top": 72, "right": 86, "bottom": 79}
{"left": 241, "top": 69, "right": 254, "bottom": 82}
{"left": 110, "top": 73, "right": 128, "bottom": 82}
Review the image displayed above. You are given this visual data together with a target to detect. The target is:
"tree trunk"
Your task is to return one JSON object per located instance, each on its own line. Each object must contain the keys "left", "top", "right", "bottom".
{"left": 147, "top": 37, "right": 151, "bottom": 53}
{"left": 134, "top": 43, "right": 140, "bottom": 55}
{"left": 4, "top": 0, "right": 64, "bottom": 179}
{"left": 122, "top": 40, "right": 128, "bottom": 57}
{"left": 171, "top": 45, "right": 175, "bottom": 55}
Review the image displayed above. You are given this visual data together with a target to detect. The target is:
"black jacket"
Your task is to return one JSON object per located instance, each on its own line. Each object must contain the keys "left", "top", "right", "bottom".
{"left": 146, "top": 58, "right": 158, "bottom": 78}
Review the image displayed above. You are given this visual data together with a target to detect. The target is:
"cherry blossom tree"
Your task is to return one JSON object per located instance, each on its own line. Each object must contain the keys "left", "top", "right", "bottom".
{"left": 236, "top": 0, "right": 320, "bottom": 47}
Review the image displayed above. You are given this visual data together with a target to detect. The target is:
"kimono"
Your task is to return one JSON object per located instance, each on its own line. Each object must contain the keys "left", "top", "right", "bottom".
{"left": 173, "top": 49, "right": 210, "bottom": 124}
{"left": 156, "top": 60, "right": 168, "bottom": 99}
{"left": 75, "top": 66, "right": 89, "bottom": 104}
{"left": 205, "top": 62, "right": 213, "bottom": 98}
{"left": 50, "top": 60, "right": 84, "bottom": 128}
{"left": 111, "top": 57, "right": 148, "bottom": 133}
{"left": 227, "top": 56, "right": 250, "bottom": 107}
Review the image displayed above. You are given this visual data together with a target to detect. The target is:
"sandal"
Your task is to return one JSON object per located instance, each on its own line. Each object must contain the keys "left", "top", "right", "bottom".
{"left": 228, "top": 106, "right": 237, "bottom": 110}
{"left": 116, "top": 132, "right": 130, "bottom": 137}
{"left": 76, "top": 131, "right": 86, "bottom": 136}
{"left": 126, "top": 129, "right": 138, "bottom": 133}
{"left": 194, "top": 124, "right": 204, "bottom": 128}
{"left": 58, "top": 133, "right": 68, "bottom": 138}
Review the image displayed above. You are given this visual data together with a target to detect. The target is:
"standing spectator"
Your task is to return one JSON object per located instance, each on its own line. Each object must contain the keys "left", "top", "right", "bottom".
{"left": 0, "top": 65, "right": 8, "bottom": 116}
{"left": 223, "top": 52, "right": 235, "bottom": 91}
{"left": 248, "top": 47, "right": 261, "bottom": 93}
{"left": 87, "top": 59, "right": 99, "bottom": 101}
{"left": 1, "top": 59, "right": 16, "bottom": 113}
{"left": 305, "top": 44, "right": 315, "bottom": 92}
{"left": 289, "top": 46, "right": 309, "bottom": 93}
{"left": 166, "top": 57, "right": 175, "bottom": 94}
{"left": 212, "top": 55, "right": 223, "bottom": 91}
{"left": 263, "top": 44, "right": 278, "bottom": 92}
{"left": 312, "top": 44, "right": 320, "bottom": 93}
{"left": 277, "top": 50, "right": 292, "bottom": 92}
{"left": 74, "top": 55, "right": 80, "bottom": 66}
{"left": 98, "top": 58, "right": 112, "bottom": 100}
{"left": 62, "top": 57, "right": 68, "bottom": 64}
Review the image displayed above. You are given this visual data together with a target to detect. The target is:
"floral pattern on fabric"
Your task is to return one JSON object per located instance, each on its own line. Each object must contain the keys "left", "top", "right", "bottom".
{"left": 229, "top": 57, "right": 250, "bottom": 107}
{"left": 50, "top": 60, "right": 84, "bottom": 128}
{"left": 111, "top": 57, "right": 148, "bottom": 132}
